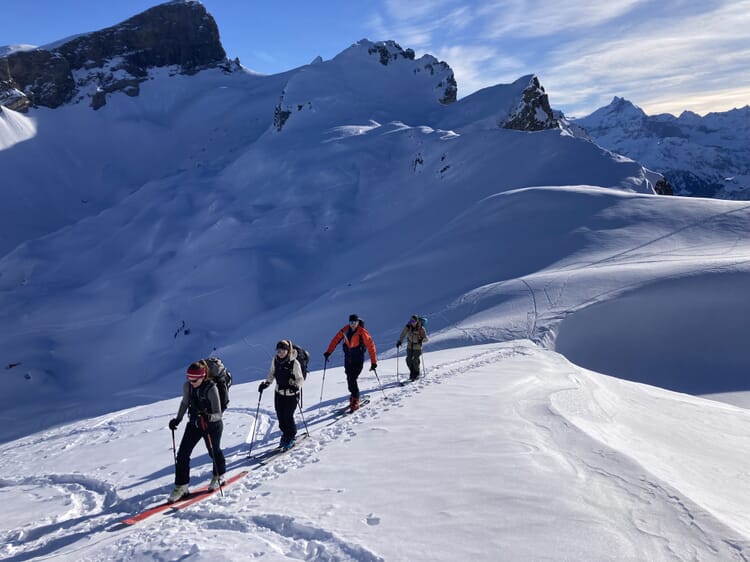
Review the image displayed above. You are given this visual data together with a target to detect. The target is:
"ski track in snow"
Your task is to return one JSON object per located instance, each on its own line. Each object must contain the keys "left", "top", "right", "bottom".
{"left": 0, "top": 346, "right": 526, "bottom": 561}
{"left": 2, "top": 343, "right": 748, "bottom": 560}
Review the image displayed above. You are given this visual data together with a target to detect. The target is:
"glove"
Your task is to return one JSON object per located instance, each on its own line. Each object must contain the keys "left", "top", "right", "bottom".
{"left": 258, "top": 381, "right": 270, "bottom": 392}
{"left": 288, "top": 378, "right": 298, "bottom": 389}
{"left": 396, "top": 341, "right": 402, "bottom": 348}
{"left": 370, "top": 363, "right": 377, "bottom": 371}
{"left": 323, "top": 351, "right": 331, "bottom": 360}
{"left": 168, "top": 418, "right": 179, "bottom": 430}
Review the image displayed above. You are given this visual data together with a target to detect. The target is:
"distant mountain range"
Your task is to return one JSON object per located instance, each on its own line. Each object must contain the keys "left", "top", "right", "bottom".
{"left": 575, "top": 97, "right": 750, "bottom": 199}
{"left": 3, "top": 4, "right": 746, "bottom": 202}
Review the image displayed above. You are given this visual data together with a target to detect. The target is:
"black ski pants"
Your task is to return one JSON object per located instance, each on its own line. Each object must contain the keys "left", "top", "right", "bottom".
{"left": 406, "top": 348, "right": 422, "bottom": 377}
{"left": 175, "top": 418, "right": 225, "bottom": 486}
{"left": 274, "top": 392, "right": 299, "bottom": 443}
{"left": 344, "top": 359, "right": 365, "bottom": 398}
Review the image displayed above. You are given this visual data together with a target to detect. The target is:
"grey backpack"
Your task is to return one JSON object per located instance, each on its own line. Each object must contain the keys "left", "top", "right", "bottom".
{"left": 204, "top": 357, "right": 232, "bottom": 411}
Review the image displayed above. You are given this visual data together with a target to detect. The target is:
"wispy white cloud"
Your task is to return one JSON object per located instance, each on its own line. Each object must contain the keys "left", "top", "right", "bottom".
{"left": 365, "top": 0, "right": 750, "bottom": 116}
{"left": 476, "top": 0, "right": 644, "bottom": 38}
{"left": 646, "top": 86, "right": 750, "bottom": 116}
{"left": 368, "top": 3, "right": 475, "bottom": 51}
{"left": 382, "top": 0, "right": 460, "bottom": 21}
{"left": 540, "top": 1, "right": 750, "bottom": 114}
{"left": 433, "top": 44, "right": 527, "bottom": 97}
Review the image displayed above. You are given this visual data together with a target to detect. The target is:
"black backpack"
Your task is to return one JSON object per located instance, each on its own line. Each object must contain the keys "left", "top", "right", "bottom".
{"left": 204, "top": 357, "right": 232, "bottom": 411}
{"left": 293, "top": 344, "right": 310, "bottom": 379}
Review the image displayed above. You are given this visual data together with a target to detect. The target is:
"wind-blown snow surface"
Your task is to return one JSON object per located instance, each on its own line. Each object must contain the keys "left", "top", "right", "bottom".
{"left": 3, "top": 39, "right": 750, "bottom": 560}
{"left": 1, "top": 343, "right": 749, "bottom": 561}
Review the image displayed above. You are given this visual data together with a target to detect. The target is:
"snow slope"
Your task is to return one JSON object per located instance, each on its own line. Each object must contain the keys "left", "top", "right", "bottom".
{"left": 1, "top": 343, "right": 748, "bottom": 561}
{"left": 0, "top": 50, "right": 667, "bottom": 442}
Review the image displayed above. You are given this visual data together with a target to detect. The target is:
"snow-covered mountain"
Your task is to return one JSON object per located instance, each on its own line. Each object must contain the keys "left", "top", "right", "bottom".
{"left": 0, "top": 1, "right": 672, "bottom": 441}
{"left": 576, "top": 96, "right": 750, "bottom": 199}
{"left": 2, "top": 3, "right": 750, "bottom": 558}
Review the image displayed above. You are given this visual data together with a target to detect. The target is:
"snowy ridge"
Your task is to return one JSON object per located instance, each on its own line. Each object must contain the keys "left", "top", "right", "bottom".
{"left": 0, "top": 44, "right": 37, "bottom": 56}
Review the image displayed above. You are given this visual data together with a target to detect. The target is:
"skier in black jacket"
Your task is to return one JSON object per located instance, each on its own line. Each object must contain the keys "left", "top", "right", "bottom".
{"left": 258, "top": 340, "right": 305, "bottom": 450}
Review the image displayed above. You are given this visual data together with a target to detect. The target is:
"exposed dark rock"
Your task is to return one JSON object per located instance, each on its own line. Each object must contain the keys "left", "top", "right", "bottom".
{"left": 274, "top": 102, "right": 291, "bottom": 132}
{"left": 0, "top": 78, "right": 31, "bottom": 111}
{"left": 367, "top": 41, "right": 415, "bottom": 65}
{"left": 502, "top": 76, "right": 557, "bottom": 131}
{"left": 654, "top": 178, "right": 674, "bottom": 196}
{"left": 55, "top": 1, "right": 225, "bottom": 73}
{"left": 438, "top": 74, "right": 458, "bottom": 104}
{"left": 367, "top": 40, "right": 456, "bottom": 105}
{"left": 1, "top": 50, "right": 74, "bottom": 108}
{"left": 0, "top": 1, "right": 227, "bottom": 110}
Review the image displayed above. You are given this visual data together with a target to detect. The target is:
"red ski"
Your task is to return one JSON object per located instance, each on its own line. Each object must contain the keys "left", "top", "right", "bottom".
{"left": 121, "top": 470, "right": 249, "bottom": 526}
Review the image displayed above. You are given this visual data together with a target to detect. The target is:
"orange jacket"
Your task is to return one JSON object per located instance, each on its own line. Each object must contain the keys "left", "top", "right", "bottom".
{"left": 326, "top": 324, "right": 377, "bottom": 364}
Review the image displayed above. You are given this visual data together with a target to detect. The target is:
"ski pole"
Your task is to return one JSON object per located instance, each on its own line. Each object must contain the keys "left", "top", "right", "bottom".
{"left": 371, "top": 367, "right": 387, "bottom": 399}
{"left": 248, "top": 389, "right": 263, "bottom": 457}
{"left": 297, "top": 395, "right": 310, "bottom": 437}
{"left": 396, "top": 344, "right": 401, "bottom": 385}
{"left": 318, "top": 358, "right": 328, "bottom": 417}
{"left": 171, "top": 428, "right": 177, "bottom": 465}
{"left": 200, "top": 415, "right": 223, "bottom": 496}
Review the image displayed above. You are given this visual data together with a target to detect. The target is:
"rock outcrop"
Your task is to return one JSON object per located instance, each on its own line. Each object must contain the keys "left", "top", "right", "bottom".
{"left": 502, "top": 76, "right": 557, "bottom": 131}
{"left": 361, "top": 40, "right": 457, "bottom": 105}
{"left": 0, "top": 1, "right": 227, "bottom": 110}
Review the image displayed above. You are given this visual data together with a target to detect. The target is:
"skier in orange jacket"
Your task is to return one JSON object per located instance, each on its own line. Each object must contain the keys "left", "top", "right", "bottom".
{"left": 324, "top": 314, "right": 377, "bottom": 411}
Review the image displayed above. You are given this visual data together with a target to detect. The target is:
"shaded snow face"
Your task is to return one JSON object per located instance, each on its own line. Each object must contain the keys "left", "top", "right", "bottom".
{"left": 556, "top": 272, "right": 750, "bottom": 404}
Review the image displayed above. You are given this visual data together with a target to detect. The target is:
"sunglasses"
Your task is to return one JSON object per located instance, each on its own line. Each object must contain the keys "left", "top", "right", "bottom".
{"left": 187, "top": 376, "right": 204, "bottom": 383}
{"left": 409, "top": 318, "right": 417, "bottom": 324}
{"left": 276, "top": 347, "right": 289, "bottom": 354}
{"left": 349, "top": 320, "right": 358, "bottom": 326}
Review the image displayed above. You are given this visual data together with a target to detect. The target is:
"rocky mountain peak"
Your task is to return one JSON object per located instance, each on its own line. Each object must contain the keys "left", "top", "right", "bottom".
{"left": 342, "top": 39, "right": 457, "bottom": 105}
{"left": 599, "top": 96, "right": 647, "bottom": 121}
{"left": 502, "top": 75, "right": 557, "bottom": 131}
{"left": 0, "top": 0, "right": 228, "bottom": 110}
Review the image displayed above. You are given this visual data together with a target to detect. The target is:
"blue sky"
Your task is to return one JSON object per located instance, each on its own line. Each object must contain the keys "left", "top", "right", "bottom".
{"left": 1, "top": 0, "right": 748, "bottom": 117}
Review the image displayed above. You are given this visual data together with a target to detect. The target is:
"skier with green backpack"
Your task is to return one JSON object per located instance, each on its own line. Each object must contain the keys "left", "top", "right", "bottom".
{"left": 397, "top": 315, "right": 429, "bottom": 381}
